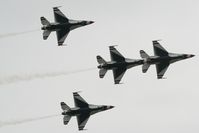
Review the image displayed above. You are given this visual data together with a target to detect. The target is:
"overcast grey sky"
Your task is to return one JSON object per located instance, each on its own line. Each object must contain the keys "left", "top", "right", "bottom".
{"left": 0, "top": 0, "right": 198, "bottom": 133}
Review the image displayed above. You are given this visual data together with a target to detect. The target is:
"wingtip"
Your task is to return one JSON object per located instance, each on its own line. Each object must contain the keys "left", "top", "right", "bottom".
{"left": 153, "top": 39, "right": 162, "bottom": 44}
{"left": 53, "top": 6, "right": 62, "bottom": 9}
{"left": 79, "top": 128, "right": 87, "bottom": 131}
{"left": 58, "top": 44, "right": 67, "bottom": 46}
{"left": 153, "top": 39, "right": 162, "bottom": 42}
{"left": 73, "top": 91, "right": 82, "bottom": 94}
{"left": 109, "top": 45, "right": 118, "bottom": 48}
{"left": 157, "top": 76, "right": 166, "bottom": 79}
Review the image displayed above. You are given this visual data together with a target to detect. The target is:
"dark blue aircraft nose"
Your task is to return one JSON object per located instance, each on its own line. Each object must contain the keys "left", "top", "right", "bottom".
{"left": 106, "top": 105, "right": 114, "bottom": 110}
{"left": 109, "top": 106, "right": 114, "bottom": 109}
{"left": 89, "top": 21, "right": 94, "bottom": 24}
{"left": 86, "top": 21, "right": 94, "bottom": 25}
{"left": 186, "top": 54, "right": 195, "bottom": 58}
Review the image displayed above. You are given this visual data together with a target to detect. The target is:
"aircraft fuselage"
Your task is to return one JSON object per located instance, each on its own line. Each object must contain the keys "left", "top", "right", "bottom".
{"left": 41, "top": 22, "right": 79, "bottom": 31}
{"left": 62, "top": 105, "right": 113, "bottom": 116}
{"left": 143, "top": 54, "right": 194, "bottom": 65}
{"left": 98, "top": 59, "right": 143, "bottom": 70}
{"left": 41, "top": 20, "right": 94, "bottom": 32}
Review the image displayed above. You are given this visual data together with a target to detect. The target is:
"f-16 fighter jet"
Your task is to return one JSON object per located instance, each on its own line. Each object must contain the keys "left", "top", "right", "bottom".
{"left": 61, "top": 92, "right": 114, "bottom": 130}
{"left": 140, "top": 40, "right": 195, "bottom": 79}
{"left": 41, "top": 7, "right": 94, "bottom": 46}
{"left": 97, "top": 46, "right": 143, "bottom": 84}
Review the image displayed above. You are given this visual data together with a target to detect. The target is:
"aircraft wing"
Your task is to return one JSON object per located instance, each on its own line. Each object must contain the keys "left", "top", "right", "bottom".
{"left": 53, "top": 7, "right": 68, "bottom": 23}
{"left": 73, "top": 92, "right": 88, "bottom": 108}
{"left": 109, "top": 46, "right": 125, "bottom": 62}
{"left": 76, "top": 113, "right": 90, "bottom": 130}
{"left": 112, "top": 67, "right": 127, "bottom": 84}
{"left": 153, "top": 41, "right": 168, "bottom": 56}
{"left": 156, "top": 62, "right": 170, "bottom": 79}
{"left": 56, "top": 29, "right": 70, "bottom": 46}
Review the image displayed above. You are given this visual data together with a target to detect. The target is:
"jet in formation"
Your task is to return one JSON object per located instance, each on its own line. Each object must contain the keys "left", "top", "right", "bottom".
{"left": 97, "top": 46, "right": 143, "bottom": 84}
{"left": 61, "top": 92, "right": 114, "bottom": 130}
{"left": 139, "top": 40, "right": 195, "bottom": 79}
{"left": 41, "top": 7, "right": 94, "bottom": 46}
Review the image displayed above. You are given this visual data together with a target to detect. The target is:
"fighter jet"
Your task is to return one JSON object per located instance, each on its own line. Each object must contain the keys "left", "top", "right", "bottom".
{"left": 97, "top": 46, "right": 143, "bottom": 84}
{"left": 40, "top": 7, "right": 94, "bottom": 46}
{"left": 140, "top": 40, "right": 195, "bottom": 79}
{"left": 61, "top": 92, "right": 114, "bottom": 130}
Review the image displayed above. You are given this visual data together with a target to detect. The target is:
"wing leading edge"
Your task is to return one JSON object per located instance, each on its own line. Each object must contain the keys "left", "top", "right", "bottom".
{"left": 153, "top": 41, "right": 168, "bottom": 56}
{"left": 73, "top": 92, "right": 88, "bottom": 108}
{"left": 109, "top": 46, "right": 125, "bottom": 62}
{"left": 53, "top": 7, "right": 68, "bottom": 23}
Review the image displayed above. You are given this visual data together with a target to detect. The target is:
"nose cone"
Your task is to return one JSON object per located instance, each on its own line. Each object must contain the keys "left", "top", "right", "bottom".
{"left": 105, "top": 105, "right": 114, "bottom": 110}
{"left": 84, "top": 21, "right": 94, "bottom": 25}
{"left": 186, "top": 54, "right": 195, "bottom": 58}
{"left": 88, "top": 21, "right": 94, "bottom": 25}
{"left": 108, "top": 106, "right": 114, "bottom": 109}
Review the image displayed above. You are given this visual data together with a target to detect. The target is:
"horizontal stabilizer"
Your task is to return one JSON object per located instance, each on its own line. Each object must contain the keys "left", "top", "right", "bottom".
{"left": 97, "top": 56, "right": 106, "bottom": 64}
{"left": 142, "top": 63, "right": 150, "bottom": 73}
{"left": 99, "top": 69, "right": 107, "bottom": 78}
{"left": 61, "top": 102, "right": 71, "bottom": 111}
{"left": 63, "top": 115, "right": 71, "bottom": 125}
{"left": 140, "top": 50, "right": 149, "bottom": 58}
{"left": 40, "top": 17, "right": 50, "bottom": 25}
{"left": 43, "top": 30, "right": 51, "bottom": 40}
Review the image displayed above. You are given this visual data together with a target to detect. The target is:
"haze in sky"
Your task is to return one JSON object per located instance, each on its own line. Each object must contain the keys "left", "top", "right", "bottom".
{"left": 0, "top": 0, "right": 198, "bottom": 133}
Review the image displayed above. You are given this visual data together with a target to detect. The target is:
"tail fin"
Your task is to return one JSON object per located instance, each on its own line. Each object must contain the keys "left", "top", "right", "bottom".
{"left": 63, "top": 115, "right": 71, "bottom": 125}
{"left": 40, "top": 17, "right": 50, "bottom": 25}
{"left": 60, "top": 102, "right": 71, "bottom": 111}
{"left": 43, "top": 30, "right": 51, "bottom": 40}
{"left": 97, "top": 56, "right": 106, "bottom": 64}
{"left": 99, "top": 69, "right": 107, "bottom": 78}
{"left": 140, "top": 50, "right": 149, "bottom": 58}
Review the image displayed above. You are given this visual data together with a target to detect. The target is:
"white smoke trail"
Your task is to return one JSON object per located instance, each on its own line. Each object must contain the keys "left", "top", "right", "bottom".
{"left": 0, "top": 114, "right": 60, "bottom": 128}
{"left": 0, "top": 67, "right": 97, "bottom": 85}
{"left": 0, "top": 29, "right": 40, "bottom": 39}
